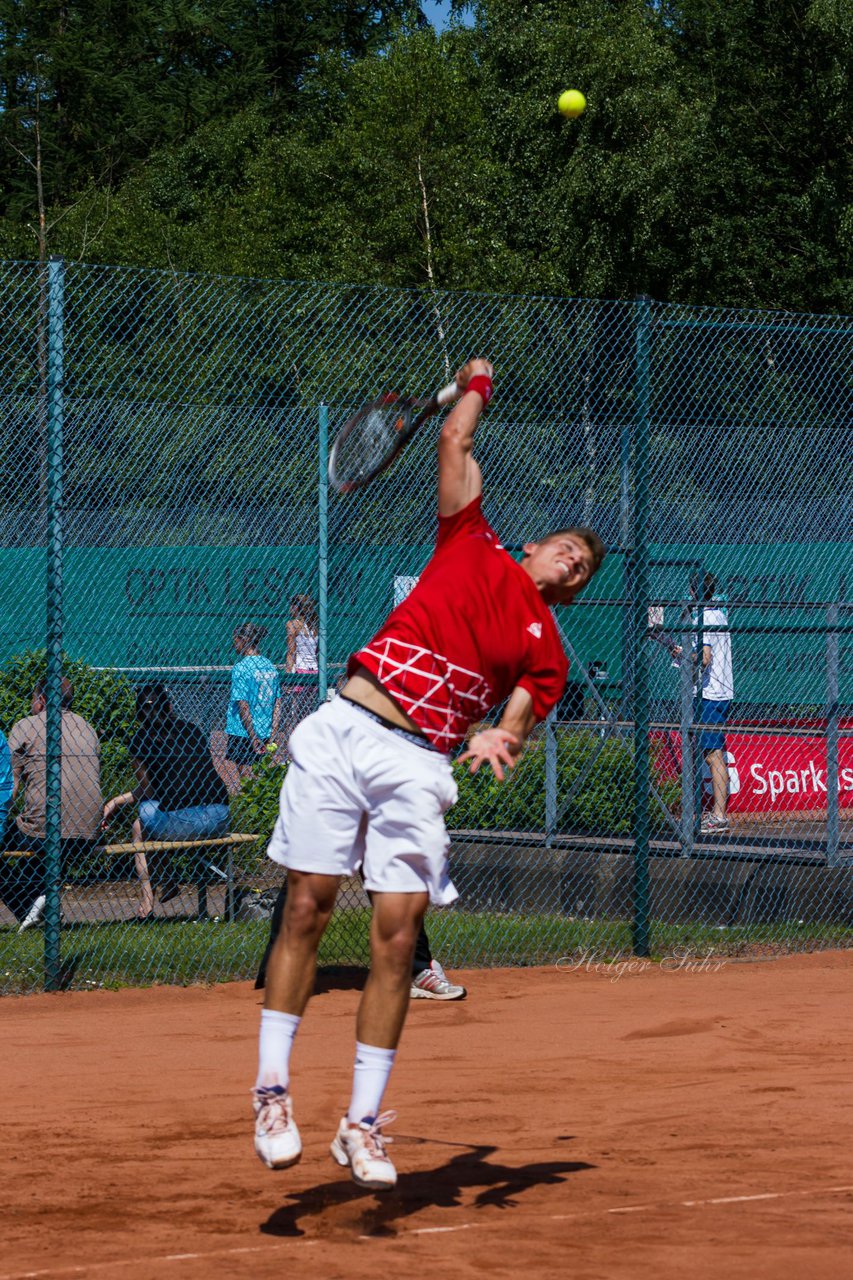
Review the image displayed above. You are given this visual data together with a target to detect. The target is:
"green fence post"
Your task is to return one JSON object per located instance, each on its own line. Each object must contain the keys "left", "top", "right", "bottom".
{"left": 45, "top": 256, "right": 65, "bottom": 992}
{"left": 545, "top": 706, "right": 557, "bottom": 848}
{"left": 826, "top": 601, "right": 840, "bottom": 868}
{"left": 318, "top": 404, "right": 329, "bottom": 706}
{"left": 632, "top": 297, "right": 652, "bottom": 958}
{"left": 679, "top": 604, "right": 695, "bottom": 858}
{"left": 620, "top": 422, "right": 634, "bottom": 723}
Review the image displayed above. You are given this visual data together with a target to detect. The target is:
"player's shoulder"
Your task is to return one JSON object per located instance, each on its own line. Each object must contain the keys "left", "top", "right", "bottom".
{"left": 437, "top": 494, "right": 497, "bottom": 543}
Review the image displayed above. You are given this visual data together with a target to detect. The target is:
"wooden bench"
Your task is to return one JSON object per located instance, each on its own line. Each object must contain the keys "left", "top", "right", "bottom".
{"left": 2, "top": 832, "right": 264, "bottom": 923}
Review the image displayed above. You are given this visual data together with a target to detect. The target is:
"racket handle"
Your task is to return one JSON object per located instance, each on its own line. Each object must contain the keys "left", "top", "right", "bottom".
{"left": 435, "top": 381, "right": 459, "bottom": 408}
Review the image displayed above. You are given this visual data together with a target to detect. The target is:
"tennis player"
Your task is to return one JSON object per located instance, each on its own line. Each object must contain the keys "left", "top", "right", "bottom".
{"left": 252, "top": 358, "right": 605, "bottom": 1189}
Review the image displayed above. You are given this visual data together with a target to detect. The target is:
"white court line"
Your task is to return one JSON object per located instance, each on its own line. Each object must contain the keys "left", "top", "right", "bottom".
{"left": 409, "top": 1223, "right": 476, "bottom": 1237}
{"left": 551, "top": 1184, "right": 853, "bottom": 1223}
{"left": 4, "top": 1184, "right": 853, "bottom": 1275}
{"left": 684, "top": 1187, "right": 853, "bottom": 1207}
{"left": 0, "top": 1240, "right": 316, "bottom": 1280}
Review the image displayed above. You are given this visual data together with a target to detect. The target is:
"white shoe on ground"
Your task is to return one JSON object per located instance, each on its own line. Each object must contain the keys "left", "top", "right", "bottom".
{"left": 330, "top": 1111, "right": 397, "bottom": 1189}
{"left": 410, "top": 959, "right": 467, "bottom": 1001}
{"left": 253, "top": 1086, "right": 302, "bottom": 1170}
{"left": 18, "top": 894, "right": 47, "bottom": 933}
{"left": 700, "top": 814, "right": 730, "bottom": 834}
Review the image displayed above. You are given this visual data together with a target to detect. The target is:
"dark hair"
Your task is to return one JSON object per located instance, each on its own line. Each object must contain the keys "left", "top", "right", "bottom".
{"left": 233, "top": 622, "right": 268, "bottom": 649}
{"left": 690, "top": 571, "right": 717, "bottom": 602}
{"left": 539, "top": 527, "right": 606, "bottom": 577}
{"left": 33, "top": 677, "right": 74, "bottom": 710}
{"left": 135, "top": 682, "right": 173, "bottom": 728}
{"left": 289, "top": 594, "right": 318, "bottom": 633}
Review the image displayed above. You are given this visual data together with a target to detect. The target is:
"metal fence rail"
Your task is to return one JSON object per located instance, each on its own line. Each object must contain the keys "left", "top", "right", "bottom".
{"left": 0, "top": 259, "right": 850, "bottom": 993}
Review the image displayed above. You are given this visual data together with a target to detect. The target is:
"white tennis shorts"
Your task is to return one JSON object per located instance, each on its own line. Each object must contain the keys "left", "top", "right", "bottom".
{"left": 266, "top": 697, "right": 459, "bottom": 904}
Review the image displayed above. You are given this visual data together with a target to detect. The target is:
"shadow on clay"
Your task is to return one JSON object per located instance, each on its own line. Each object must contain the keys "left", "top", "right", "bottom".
{"left": 259, "top": 1139, "right": 595, "bottom": 1238}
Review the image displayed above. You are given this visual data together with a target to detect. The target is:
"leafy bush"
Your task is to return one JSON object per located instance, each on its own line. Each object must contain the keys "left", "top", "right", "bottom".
{"left": 222, "top": 726, "right": 679, "bottom": 843}
{"left": 230, "top": 752, "right": 288, "bottom": 841}
{"left": 452, "top": 728, "right": 679, "bottom": 836}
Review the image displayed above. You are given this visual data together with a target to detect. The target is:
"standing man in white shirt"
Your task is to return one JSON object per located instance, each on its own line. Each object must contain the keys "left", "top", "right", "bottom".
{"left": 691, "top": 572, "right": 734, "bottom": 833}
{"left": 673, "top": 572, "right": 734, "bottom": 832}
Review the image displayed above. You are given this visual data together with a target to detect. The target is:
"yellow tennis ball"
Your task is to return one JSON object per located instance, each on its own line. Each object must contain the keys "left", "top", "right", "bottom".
{"left": 558, "top": 89, "right": 586, "bottom": 119}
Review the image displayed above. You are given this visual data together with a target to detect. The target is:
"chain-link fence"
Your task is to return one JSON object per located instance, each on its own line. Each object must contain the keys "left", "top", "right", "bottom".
{"left": 1, "top": 259, "right": 850, "bottom": 993}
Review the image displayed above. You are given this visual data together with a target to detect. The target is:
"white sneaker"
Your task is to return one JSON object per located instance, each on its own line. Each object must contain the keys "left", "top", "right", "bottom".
{"left": 410, "top": 959, "right": 467, "bottom": 1001}
{"left": 700, "top": 814, "right": 730, "bottom": 834}
{"left": 18, "top": 894, "right": 46, "bottom": 933}
{"left": 330, "top": 1111, "right": 397, "bottom": 1189}
{"left": 253, "top": 1086, "right": 302, "bottom": 1170}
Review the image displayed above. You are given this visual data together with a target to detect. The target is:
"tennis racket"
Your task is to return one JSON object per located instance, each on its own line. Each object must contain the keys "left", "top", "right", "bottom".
{"left": 328, "top": 378, "right": 459, "bottom": 493}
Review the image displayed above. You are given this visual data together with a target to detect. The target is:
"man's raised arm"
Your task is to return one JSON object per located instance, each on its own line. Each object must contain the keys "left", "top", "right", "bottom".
{"left": 438, "top": 358, "right": 494, "bottom": 517}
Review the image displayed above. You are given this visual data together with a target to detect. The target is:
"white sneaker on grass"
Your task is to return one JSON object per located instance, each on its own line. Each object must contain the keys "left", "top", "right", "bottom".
{"left": 18, "top": 894, "right": 46, "bottom": 933}
{"left": 253, "top": 1086, "right": 302, "bottom": 1170}
{"left": 330, "top": 1111, "right": 397, "bottom": 1189}
{"left": 410, "top": 959, "right": 467, "bottom": 1001}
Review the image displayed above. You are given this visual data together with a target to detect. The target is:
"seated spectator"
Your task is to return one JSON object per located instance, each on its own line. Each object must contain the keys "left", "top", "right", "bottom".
{"left": 103, "top": 683, "right": 230, "bottom": 921}
{"left": 0, "top": 678, "right": 102, "bottom": 931}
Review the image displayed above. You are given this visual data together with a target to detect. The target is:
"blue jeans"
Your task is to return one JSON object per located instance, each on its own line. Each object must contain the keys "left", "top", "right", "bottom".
{"left": 138, "top": 801, "right": 230, "bottom": 842}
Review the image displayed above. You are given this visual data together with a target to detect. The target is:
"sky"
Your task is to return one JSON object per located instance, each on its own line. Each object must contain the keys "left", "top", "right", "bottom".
{"left": 420, "top": 2, "right": 475, "bottom": 30}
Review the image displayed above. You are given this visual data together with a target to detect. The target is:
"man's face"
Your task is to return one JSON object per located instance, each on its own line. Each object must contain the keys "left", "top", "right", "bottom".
{"left": 522, "top": 533, "right": 596, "bottom": 604}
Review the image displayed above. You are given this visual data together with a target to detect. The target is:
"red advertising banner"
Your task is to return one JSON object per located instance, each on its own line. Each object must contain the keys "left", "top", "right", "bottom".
{"left": 653, "top": 724, "right": 853, "bottom": 815}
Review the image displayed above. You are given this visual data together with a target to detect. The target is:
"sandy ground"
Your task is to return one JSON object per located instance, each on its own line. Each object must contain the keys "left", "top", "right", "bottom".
{"left": 2, "top": 951, "right": 852, "bottom": 1279}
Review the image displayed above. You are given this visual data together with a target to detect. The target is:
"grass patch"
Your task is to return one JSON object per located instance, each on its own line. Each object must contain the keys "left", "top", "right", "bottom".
{"left": 2, "top": 911, "right": 851, "bottom": 995}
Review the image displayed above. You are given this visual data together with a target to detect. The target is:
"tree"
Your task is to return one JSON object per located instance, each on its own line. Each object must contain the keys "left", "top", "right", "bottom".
{"left": 663, "top": 0, "right": 852, "bottom": 309}
{"left": 0, "top": 0, "right": 420, "bottom": 256}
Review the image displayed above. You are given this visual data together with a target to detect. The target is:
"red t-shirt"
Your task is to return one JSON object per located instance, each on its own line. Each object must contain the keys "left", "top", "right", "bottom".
{"left": 349, "top": 497, "right": 569, "bottom": 752}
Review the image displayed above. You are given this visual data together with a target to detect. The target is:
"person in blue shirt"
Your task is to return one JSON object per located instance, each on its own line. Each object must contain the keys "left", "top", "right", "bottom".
{"left": 225, "top": 623, "right": 282, "bottom": 780}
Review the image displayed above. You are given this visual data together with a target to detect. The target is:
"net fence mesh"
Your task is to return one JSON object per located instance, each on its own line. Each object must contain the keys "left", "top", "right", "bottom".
{"left": 0, "top": 259, "right": 850, "bottom": 992}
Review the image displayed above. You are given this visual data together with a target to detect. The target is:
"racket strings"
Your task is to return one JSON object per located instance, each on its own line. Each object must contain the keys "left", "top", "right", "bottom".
{"left": 332, "top": 404, "right": 409, "bottom": 486}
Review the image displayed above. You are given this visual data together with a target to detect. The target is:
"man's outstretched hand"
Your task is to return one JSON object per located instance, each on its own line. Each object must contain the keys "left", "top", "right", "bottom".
{"left": 458, "top": 727, "right": 520, "bottom": 781}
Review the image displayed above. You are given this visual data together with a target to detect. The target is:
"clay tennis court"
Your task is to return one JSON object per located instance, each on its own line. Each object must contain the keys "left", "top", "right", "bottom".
{"left": 3, "top": 951, "right": 851, "bottom": 1279}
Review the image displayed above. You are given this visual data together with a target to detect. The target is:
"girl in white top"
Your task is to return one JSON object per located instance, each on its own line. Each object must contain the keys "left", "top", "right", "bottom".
{"left": 286, "top": 595, "right": 319, "bottom": 675}
{"left": 285, "top": 595, "right": 319, "bottom": 738}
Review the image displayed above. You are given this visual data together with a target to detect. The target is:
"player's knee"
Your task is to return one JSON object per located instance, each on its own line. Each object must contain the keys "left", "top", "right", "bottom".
{"left": 283, "top": 891, "right": 330, "bottom": 941}
{"left": 372, "top": 921, "right": 419, "bottom": 974}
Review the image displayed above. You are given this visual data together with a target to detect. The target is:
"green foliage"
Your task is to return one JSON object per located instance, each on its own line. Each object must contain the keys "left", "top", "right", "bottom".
{"left": 5, "top": 0, "right": 846, "bottom": 310}
{"left": 229, "top": 753, "right": 288, "bottom": 842}
{"left": 0, "top": 649, "right": 138, "bottom": 829}
{"left": 453, "top": 729, "right": 679, "bottom": 836}
{"left": 208, "top": 726, "right": 679, "bottom": 844}
{"left": 0, "top": 0, "right": 418, "bottom": 232}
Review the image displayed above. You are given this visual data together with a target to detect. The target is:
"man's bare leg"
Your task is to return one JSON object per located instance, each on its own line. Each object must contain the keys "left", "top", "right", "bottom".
{"left": 706, "top": 748, "right": 729, "bottom": 821}
{"left": 254, "top": 870, "right": 341, "bottom": 1170}
{"left": 263, "top": 869, "right": 340, "bottom": 1015}
{"left": 331, "top": 889, "right": 429, "bottom": 1189}
{"left": 357, "top": 890, "right": 429, "bottom": 1049}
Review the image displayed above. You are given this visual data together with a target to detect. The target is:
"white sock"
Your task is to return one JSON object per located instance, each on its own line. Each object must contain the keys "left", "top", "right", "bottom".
{"left": 348, "top": 1041, "right": 396, "bottom": 1124}
{"left": 255, "top": 1009, "right": 301, "bottom": 1091}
